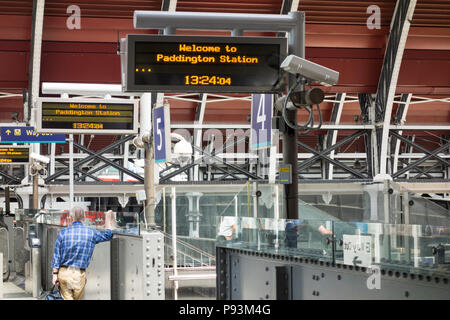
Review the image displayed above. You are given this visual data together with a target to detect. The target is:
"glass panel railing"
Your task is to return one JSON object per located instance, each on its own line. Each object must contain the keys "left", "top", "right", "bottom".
{"left": 407, "top": 193, "right": 450, "bottom": 227}
{"left": 216, "top": 217, "right": 334, "bottom": 262}
{"left": 156, "top": 184, "right": 250, "bottom": 268}
{"left": 217, "top": 217, "right": 450, "bottom": 278}
{"left": 15, "top": 209, "right": 140, "bottom": 235}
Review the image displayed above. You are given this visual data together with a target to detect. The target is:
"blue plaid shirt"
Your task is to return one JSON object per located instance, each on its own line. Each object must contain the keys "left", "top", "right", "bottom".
{"left": 51, "top": 222, "right": 113, "bottom": 270}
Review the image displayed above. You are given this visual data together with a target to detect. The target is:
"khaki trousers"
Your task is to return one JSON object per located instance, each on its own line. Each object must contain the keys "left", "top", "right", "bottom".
{"left": 58, "top": 266, "right": 87, "bottom": 300}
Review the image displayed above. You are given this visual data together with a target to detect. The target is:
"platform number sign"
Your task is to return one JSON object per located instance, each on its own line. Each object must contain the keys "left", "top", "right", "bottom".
{"left": 153, "top": 104, "right": 171, "bottom": 163}
{"left": 250, "top": 94, "right": 273, "bottom": 150}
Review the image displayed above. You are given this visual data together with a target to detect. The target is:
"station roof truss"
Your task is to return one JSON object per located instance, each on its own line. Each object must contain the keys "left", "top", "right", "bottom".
{"left": 0, "top": 0, "right": 448, "bottom": 193}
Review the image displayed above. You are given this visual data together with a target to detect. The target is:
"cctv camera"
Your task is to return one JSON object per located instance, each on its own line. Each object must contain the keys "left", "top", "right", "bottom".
{"left": 280, "top": 55, "right": 339, "bottom": 86}
{"left": 173, "top": 139, "right": 193, "bottom": 165}
{"left": 30, "top": 153, "right": 50, "bottom": 164}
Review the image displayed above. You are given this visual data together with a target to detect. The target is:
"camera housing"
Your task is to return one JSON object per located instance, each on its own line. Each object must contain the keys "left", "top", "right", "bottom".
{"left": 280, "top": 54, "right": 339, "bottom": 86}
{"left": 30, "top": 153, "right": 50, "bottom": 164}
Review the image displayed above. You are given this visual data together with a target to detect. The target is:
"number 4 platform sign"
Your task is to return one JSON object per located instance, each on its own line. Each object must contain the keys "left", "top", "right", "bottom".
{"left": 153, "top": 104, "right": 172, "bottom": 163}
{"left": 250, "top": 94, "right": 273, "bottom": 150}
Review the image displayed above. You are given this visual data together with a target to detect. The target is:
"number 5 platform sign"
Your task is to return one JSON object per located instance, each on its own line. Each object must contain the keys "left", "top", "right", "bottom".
{"left": 153, "top": 104, "right": 171, "bottom": 163}
{"left": 250, "top": 94, "right": 273, "bottom": 150}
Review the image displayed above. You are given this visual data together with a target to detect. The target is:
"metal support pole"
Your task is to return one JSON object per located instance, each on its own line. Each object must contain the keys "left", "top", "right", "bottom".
{"left": 141, "top": 93, "right": 156, "bottom": 227}
{"left": 27, "top": 0, "right": 45, "bottom": 122}
{"left": 69, "top": 134, "right": 74, "bottom": 209}
{"left": 32, "top": 170, "right": 39, "bottom": 210}
{"left": 0, "top": 253, "right": 2, "bottom": 299}
{"left": 145, "top": 144, "right": 156, "bottom": 226}
{"left": 5, "top": 187, "right": 10, "bottom": 215}
{"left": 50, "top": 142, "right": 56, "bottom": 176}
{"left": 31, "top": 247, "right": 41, "bottom": 298}
{"left": 170, "top": 186, "right": 178, "bottom": 300}
{"left": 283, "top": 109, "right": 298, "bottom": 219}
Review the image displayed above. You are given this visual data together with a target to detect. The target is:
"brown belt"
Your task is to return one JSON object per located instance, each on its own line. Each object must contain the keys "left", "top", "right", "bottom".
{"left": 60, "top": 265, "right": 86, "bottom": 271}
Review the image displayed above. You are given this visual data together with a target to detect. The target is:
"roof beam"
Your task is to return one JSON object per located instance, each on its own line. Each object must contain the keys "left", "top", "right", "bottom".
{"left": 391, "top": 93, "right": 412, "bottom": 175}
{"left": 326, "top": 93, "right": 346, "bottom": 180}
{"left": 374, "top": 0, "right": 417, "bottom": 179}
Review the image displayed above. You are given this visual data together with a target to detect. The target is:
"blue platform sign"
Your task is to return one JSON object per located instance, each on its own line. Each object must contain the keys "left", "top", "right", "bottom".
{"left": 250, "top": 94, "right": 273, "bottom": 150}
{"left": 0, "top": 126, "right": 66, "bottom": 143}
{"left": 153, "top": 104, "right": 171, "bottom": 163}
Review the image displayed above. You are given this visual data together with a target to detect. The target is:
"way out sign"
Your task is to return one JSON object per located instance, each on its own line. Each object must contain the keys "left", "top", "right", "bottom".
{"left": 250, "top": 94, "right": 273, "bottom": 150}
{"left": 343, "top": 234, "right": 373, "bottom": 268}
{"left": 153, "top": 104, "right": 171, "bottom": 163}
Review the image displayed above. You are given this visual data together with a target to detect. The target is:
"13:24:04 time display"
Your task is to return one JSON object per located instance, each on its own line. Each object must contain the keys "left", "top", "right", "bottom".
{"left": 184, "top": 75, "right": 231, "bottom": 86}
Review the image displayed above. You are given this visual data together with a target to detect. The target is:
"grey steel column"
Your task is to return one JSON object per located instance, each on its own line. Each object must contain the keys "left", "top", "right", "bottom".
{"left": 283, "top": 108, "right": 298, "bottom": 219}
{"left": 31, "top": 247, "right": 41, "bottom": 298}
{"left": 374, "top": 0, "right": 416, "bottom": 178}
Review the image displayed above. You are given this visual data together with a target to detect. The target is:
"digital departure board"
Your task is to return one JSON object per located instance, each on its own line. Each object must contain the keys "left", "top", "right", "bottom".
{"left": 36, "top": 98, "right": 138, "bottom": 134}
{"left": 124, "top": 35, "right": 287, "bottom": 93}
{"left": 0, "top": 146, "right": 30, "bottom": 165}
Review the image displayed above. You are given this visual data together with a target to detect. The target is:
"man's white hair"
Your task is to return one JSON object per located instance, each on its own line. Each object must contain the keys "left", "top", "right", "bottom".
{"left": 71, "top": 206, "right": 85, "bottom": 222}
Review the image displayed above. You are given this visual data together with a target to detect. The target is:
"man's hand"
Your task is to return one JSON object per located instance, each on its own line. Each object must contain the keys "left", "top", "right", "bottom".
{"left": 52, "top": 274, "right": 59, "bottom": 286}
{"left": 104, "top": 210, "right": 116, "bottom": 230}
{"left": 318, "top": 225, "right": 333, "bottom": 235}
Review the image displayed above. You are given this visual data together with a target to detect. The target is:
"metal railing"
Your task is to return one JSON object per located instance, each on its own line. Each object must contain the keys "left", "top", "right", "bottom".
{"left": 163, "top": 232, "right": 216, "bottom": 267}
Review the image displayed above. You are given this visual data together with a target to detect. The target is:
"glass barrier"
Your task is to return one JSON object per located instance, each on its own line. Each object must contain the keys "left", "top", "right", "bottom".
{"left": 15, "top": 209, "right": 140, "bottom": 236}
{"left": 217, "top": 216, "right": 334, "bottom": 262}
{"left": 148, "top": 183, "right": 449, "bottom": 278}
{"left": 407, "top": 193, "right": 450, "bottom": 227}
{"left": 217, "top": 217, "right": 450, "bottom": 278}
{"left": 299, "top": 192, "right": 366, "bottom": 222}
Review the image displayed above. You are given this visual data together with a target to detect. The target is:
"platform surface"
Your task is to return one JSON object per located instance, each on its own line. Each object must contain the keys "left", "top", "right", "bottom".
{"left": 1, "top": 281, "right": 36, "bottom": 300}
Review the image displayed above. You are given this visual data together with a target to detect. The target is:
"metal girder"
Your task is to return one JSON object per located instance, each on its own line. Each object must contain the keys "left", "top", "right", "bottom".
{"left": 391, "top": 93, "right": 412, "bottom": 175}
{"left": 75, "top": 162, "right": 111, "bottom": 182}
{"left": 297, "top": 140, "right": 367, "bottom": 179}
{"left": 45, "top": 135, "right": 135, "bottom": 183}
{"left": 73, "top": 141, "right": 144, "bottom": 183}
{"left": 397, "top": 158, "right": 435, "bottom": 179}
{"left": 160, "top": 134, "right": 250, "bottom": 182}
{"left": 190, "top": 144, "right": 261, "bottom": 181}
{"left": 193, "top": 93, "right": 207, "bottom": 181}
{"left": 55, "top": 159, "right": 102, "bottom": 182}
{"left": 0, "top": 170, "right": 21, "bottom": 184}
{"left": 27, "top": 0, "right": 45, "bottom": 122}
{"left": 363, "top": 131, "right": 374, "bottom": 179}
{"left": 161, "top": 0, "right": 177, "bottom": 12}
{"left": 280, "top": 0, "right": 300, "bottom": 14}
{"left": 391, "top": 131, "right": 450, "bottom": 167}
{"left": 391, "top": 131, "right": 450, "bottom": 179}
{"left": 375, "top": 0, "right": 417, "bottom": 177}
{"left": 298, "top": 130, "right": 366, "bottom": 171}
{"left": 210, "top": 164, "right": 240, "bottom": 181}
{"left": 358, "top": 93, "right": 372, "bottom": 124}
{"left": 326, "top": 93, "right": 346, "bottom": 179}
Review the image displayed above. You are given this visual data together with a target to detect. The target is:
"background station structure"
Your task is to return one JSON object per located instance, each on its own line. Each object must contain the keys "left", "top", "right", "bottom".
{"left": 0, "top": 0, "right": 449, "bottom": 199}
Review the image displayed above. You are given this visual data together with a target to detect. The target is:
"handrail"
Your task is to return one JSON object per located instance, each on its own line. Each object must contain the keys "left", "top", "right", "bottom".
{"left": 163, "top": 231, "right": 215, "bottom": 260}
{"left": 168, "top": 274, "right": 216, "bottom": 281}
{"left": 165, "top": 242, "right": 213, "bottom": 267}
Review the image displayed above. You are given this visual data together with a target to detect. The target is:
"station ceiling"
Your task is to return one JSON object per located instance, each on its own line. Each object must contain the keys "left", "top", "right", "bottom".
{"left": 0, "top": 0, "right": 448, "bottom": 26}
{"left": 0, "top": 0, "right": 449, "bottom": 153}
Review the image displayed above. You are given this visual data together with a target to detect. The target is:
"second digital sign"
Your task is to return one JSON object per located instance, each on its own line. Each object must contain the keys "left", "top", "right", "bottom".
{"left": 36, "top": 98, "right": 139, "bottom": 135}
